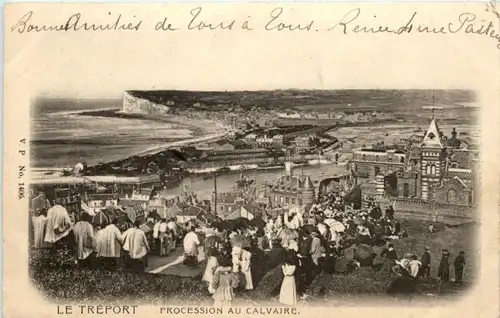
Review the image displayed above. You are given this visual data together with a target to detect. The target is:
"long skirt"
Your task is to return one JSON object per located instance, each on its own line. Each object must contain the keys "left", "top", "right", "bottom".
{"left": 203, "top": 256, "right": 218, "bottom": 294}
{"left": 279, "top": 276, "right": 297, "bottom": 306}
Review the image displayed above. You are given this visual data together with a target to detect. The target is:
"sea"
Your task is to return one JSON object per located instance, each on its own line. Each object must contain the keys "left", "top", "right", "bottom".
{"left": 31, "top": 99, "right": 195, "bottom": 168}
{"left": 30, "top": 92, "right": 480, "bottom": 169}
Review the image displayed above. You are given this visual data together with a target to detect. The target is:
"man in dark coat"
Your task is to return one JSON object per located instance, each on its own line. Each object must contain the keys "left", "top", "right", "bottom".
{"left": 453, "top": 251, "right": 466, "bottom": 284}
{"left": 385, "top": 206, "right": 395, "bottom": 219}
{"left": 419, "top": 246, "right": 431, "bottom": 278}
{"left": 264, "top": 239, "right": 286, "bottom": 271}
{"left": 297, "top": 230, "right": 313, "bottom": 289}
{"left": 381, "top": 243, "right": 398, "bottom": 273}
{"left": 394, "top": 221, "right": 401, "bottom": 235}
{"left": 437, "top": 249, "right": 450, "bottom": 282}
{"left": 370, "top": 205, "right": 382, "bottom": 220}
{"left": 381, "top": 244, "right": 398, "bottom": 261}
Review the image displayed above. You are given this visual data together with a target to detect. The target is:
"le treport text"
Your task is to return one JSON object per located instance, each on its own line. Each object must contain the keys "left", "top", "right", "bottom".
{"left": 57, "top": 305, "right": 299, "bottom": 315}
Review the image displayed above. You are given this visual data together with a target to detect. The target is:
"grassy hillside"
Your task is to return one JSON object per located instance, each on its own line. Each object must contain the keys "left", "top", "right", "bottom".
{"left": 29, "top": 221, "right": 476, "bottom": 306}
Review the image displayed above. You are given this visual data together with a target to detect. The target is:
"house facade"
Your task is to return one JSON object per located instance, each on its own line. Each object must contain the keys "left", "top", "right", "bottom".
{"left": 268, "top": 163, "right": 315, "bottom": 209}
{"left": 350, "top": 117, "right": 478, "bottom": 220}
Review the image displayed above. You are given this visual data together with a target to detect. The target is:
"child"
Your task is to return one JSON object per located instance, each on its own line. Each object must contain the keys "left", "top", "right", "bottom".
{"left": 203, "top": 250, "right": 219, "bottom": 294}
{"left": 279, "top": 254, "right": 297, "bottom": 306}
{"left": 212, "top": 257, "right": 239, "bottom": 307}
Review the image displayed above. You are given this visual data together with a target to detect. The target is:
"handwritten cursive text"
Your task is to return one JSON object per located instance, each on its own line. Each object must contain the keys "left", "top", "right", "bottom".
{"left": 11, "top": 11, "right": 142, "bottom": 33}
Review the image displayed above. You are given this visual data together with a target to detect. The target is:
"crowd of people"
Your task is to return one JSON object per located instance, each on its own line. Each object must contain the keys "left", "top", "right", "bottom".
{"left": 194, "top": 190, "right": 468, "bottom": 306}
{"left": 31, "top": 188, "right": 469, "bottom": 306}
{"left": 32, "top": 205, "right": 152, "bottom": 272}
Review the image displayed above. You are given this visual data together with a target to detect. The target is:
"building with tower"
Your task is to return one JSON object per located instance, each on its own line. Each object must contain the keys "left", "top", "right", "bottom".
{"left": 350, "top": 116, "right": 478, "bottom": 223}
{"left": 267, "top": 162, "right": 315, "bottom": 208}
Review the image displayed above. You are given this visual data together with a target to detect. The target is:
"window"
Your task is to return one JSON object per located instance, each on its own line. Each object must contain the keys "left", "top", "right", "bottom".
{"left": 430, "top": 165, "right": 436, "bottom": 175}
{"left": 292, "top": 197, "right": 296, "bottom": 204}
{"left": 286, "top": 197, "right": 290, "bottom": 204}
{"left": 426, "top": 165, "right": 431, "bottom": 174}
{"left": 228, "top": 206, "right": 232, "bottom": 212}
{"left": 362, "top": 154, "right": 366, "bottom": 161}
{"left": 447, "top": 189, "right": 457, "bottom": 203}
{"left": 374, "top": 166, "right": 380, "bottom": 175}
{"left": 400, "top": 157, "right": 405, "bottom": 163}
{"left": 403, "top": 183, "right": 410, "bottom": 198}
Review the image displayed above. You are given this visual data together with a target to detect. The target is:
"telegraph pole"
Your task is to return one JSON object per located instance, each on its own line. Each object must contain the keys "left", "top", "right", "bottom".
{"left": 213, "top": 172, "right": 218, "bottom": 215}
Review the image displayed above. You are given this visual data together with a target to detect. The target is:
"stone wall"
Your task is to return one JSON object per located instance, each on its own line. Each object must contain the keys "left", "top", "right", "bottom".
{"left": 122, "top": 91, "right": 171, "bottom": 116}
{"left": 434, "top": 180, "right": 473, "bottom": 206}
{"left": 393, "top": 198, "right": 476, "bottom": 225}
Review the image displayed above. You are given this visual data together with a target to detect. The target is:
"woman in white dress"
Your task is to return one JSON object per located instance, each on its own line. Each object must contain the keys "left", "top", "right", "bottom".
{"left": 203, "top": 253, "right": 219, "bottom": 294}
{"left": 279, "top": 255, "right": 297, "bottom": 306}
{"left": 240, "top": 248, "right": 253, "bottom": 290}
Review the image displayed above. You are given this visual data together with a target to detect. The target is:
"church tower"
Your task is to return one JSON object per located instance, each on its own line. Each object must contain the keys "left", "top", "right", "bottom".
{"left": 420, "top": 118, "right": 446, "bottom": 200}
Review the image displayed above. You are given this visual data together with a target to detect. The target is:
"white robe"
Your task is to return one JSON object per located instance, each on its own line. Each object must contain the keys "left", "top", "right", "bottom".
{"left": 73, "top": 221, "right": 95, "bottom": 260}
{"left": 97, "top": 224, "right": 123, "bottom": 258}
{"left": 167, "top": 221, "right": 178, "bottom": 236}
{"left": 123, "top": 228, "right": 150, "bottom": 259}
{"left": 153, "top": 221, "right": 161, "bottom": 239}
{"left": 183, "top": 231, "right": 200, "bottom": 256}
{"left": 32, "top": 215, "right": 48, "bottom": 248}
{"left": 44, "top": 205, "right": 72, "bottom": 243}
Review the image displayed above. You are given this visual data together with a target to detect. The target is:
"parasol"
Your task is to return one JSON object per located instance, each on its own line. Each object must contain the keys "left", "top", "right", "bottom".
{"left": 250, "top": 216, "right": 266, "bottom": 229}
{"left": 325, "top": 219, "right": 346, "bottom": 232}
{"left": 234, "top": 217, "right": 251, "bottom": 229}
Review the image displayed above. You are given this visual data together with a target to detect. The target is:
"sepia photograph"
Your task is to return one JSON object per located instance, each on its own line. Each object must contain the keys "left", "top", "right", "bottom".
{"left": 4, "top": 2, "right": 499, "bottom": 317}
{"left": 28, "top": 89, "right": 480, "bottom": 306}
